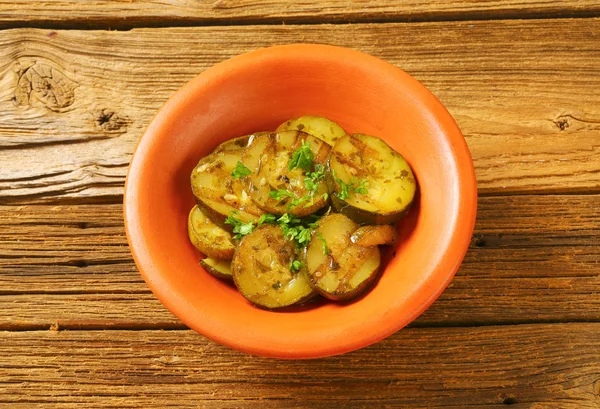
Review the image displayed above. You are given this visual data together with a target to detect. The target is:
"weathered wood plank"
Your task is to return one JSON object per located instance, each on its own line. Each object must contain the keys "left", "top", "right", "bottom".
{"left": 0, "top": 324, "right": 599, "bottom": 408}
{"left": 1, "top": 195, "right": 598, "bottom": 329}
{"left": 0, "top": 0, "right": 599, "bottom": 28}
{"left": 1, "top": 294, "right": 183, "bottom": 330}
{"left": 0, "top": 19, "right": 599, "bottom": 202}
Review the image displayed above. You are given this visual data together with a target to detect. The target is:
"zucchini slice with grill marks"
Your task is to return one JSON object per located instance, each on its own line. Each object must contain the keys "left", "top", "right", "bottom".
{"left": 191, "top": 134, "right": 265, "bottom": 229}
{"left": 276, "top": 115, "right": 346, "bottom": 146}
{"left": 305, "top": 213, "right": 381, "bottom": 300}
{"left": 350, "top": 224, "right": 398, "bottom": 247}
{"left": 326, "top": 133, "right": 416, "bottom": 225}
{"left": 241, "top": 130, "right": 331, "bottom": 217}
{"left": 200, "top": 257, "right": 233, "bottom": 280}
{"left": 232, "top": 224, "right": 315, "bottom": 309}
{"left": 188, "top": 205, "right": 235, "bottom": 260}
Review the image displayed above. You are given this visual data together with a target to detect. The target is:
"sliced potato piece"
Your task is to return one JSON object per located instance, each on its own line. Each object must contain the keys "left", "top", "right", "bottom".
{"left": 241, "top": 130, "right": 331, "bottom": 216}
{"left": 200, "top": 257, "right": 233, "bottom": 280}
{"left": 305, "top": 214, "right": 381, "bottom": 300}
{"left": 191, "top": 134, "right": 265, "bottom": 228}
{"left": 327, "top": 133, "right": 417, "bottom": 225}
{"left": 232, "top": 224, "right": 315, "bottom": 309}
{"left": 351, "top": 225, "right": 398, "bottom": 247}
{"left": 188, "top": 205, "right": 235, "bottom": 259}
{"left": 276, "top": 115, "right": 346, "bottom": 146}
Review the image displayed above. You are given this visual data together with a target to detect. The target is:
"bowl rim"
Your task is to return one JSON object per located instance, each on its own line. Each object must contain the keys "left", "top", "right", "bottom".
{"left": 124, "top": 43, "right": 478, "bottom": 359}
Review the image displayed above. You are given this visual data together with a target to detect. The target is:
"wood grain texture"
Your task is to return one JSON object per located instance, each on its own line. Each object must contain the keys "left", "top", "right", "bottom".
{"left": 1, "top": 324, "right": 599, "bottom": 408}
{"left": 0, "top": 0, "right": 599, "bottom": 28}
{"left": 1, "top": 195, "right": 599, "bottom": 329}
{"left": 0, "top": 19, "right": 599, "bottom": 202}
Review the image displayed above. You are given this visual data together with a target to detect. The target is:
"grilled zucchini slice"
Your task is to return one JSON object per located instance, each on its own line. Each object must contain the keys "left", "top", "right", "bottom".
{"left": 187, "top": 205, "right": 235, "bottom": 259}
{"left": 191, "top": 134, "right": 265, "bottom": 229}
{"left": 305, "top": 214, "right": 381, "bottom": 300}
{"left": 350, "top": 225, "right": 398, "bottom": 247}
{"left": 212, "top": 134, "right": 251, "bottom": 152}
{"left": 240, "top": 130, "right": 331, "bottom": 216}
{"left": 276, "top": 115, "right": 346, "bottom": 146}
{"left": 232, "top": 224, "right": 315, "bottom": 309}
{"left": 199, "top": 257, "right": 233, "bottom": 280}
{"left": 327, "top": 133, "right": 416, "bottom": 225}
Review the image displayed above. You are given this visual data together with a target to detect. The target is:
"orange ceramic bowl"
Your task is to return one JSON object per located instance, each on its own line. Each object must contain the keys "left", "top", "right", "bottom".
{"left": 124, "top": 44, "right": 477, "bottom": 359}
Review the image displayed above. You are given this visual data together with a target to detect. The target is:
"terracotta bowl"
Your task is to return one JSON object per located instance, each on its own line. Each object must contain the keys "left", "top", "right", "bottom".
{"left": 124, "top": 44, "right": 477, "bottom": 359}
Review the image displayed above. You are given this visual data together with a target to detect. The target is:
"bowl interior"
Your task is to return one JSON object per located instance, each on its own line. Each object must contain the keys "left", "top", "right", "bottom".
{"left": 125, "top": 44, "right": 477, "bottom": 358}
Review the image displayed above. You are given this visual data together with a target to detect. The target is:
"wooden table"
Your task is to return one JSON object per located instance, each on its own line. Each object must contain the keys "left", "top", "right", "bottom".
{"left": 2, "top": 1, "right": 599, "bottom": 407}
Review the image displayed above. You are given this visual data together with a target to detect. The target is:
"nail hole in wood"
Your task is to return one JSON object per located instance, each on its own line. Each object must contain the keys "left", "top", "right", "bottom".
{"left": 471, "top": 234, "right": 486, "bottom": 247}
{"left": 471, "top": 234, "right": 503, "bottom": 248}
{"left": 73, "top": 260, "right": 89, "bottom": 268}
{"left": 502, "top": 396, "right": 518, "bottom": 405}
{"left": 556, "top": 118, "right": 569, "bottom": 131}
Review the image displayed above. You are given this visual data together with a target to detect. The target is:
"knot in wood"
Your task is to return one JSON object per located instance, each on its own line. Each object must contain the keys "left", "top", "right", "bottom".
{"left": 95, "top": 108, "right": 128, "bottom": 132}
{"left": 14, "top": 61, "right": 77, "bottom": 111}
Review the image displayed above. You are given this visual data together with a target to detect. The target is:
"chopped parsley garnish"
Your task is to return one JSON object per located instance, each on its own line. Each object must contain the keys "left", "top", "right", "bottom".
{"left": 303, "top": 164, "right": 326, "bottom": 200}
{"left": 224, "top": 211, "right": 255, "bottom": 240}
{"left": 257, "top": 213, "right": 277, "bottom": 226}
{"left": 270, "top": 163, "right": 328, "bottom": 210}
{"left": 288, "top": 141, "right": 314, "bottom": 172}
{"left": 269, "top": 189, "right": 295, "bottom": 201}
{"left": 316, "top": 231, "right": 329, "bottom": 255}
{"left": 303, "top": 214, "right": 321, "bottom": 229}
{"left": 336, "top": 178, "right": 351, "bottom": 200}
{"left": 277, "top": 213, "right": 300, "bottom": 225}
{"left": 280, "top": 225, "right": 312, "bottom": 248}
{"left": 296, "top": 227, "right": 312, "bottom": 247}
{"left": 332, "top": 170, "right": 369, "bottom": 200}
{"left": 354, "top": 179, "right": 369, "bottom": 195}
{"left": 225, "top": 211, "right": 320, "bottom": 249}
{"left": 270, "top": 137, "right": 328, "bottom": 209}
{"left": 304, "top": 164, "right": 325, "bottom": 191}
{"left": 289, "top": 259, "right": 303, "bottom": 272}
{"left": 231, "top": 161, "right": 252, "bottom": 179}
{"left": 277, "top": 213, "right": 315, "bottom": 249}
{"left": 289, "top": 195, "right": 310, "bottom": 209}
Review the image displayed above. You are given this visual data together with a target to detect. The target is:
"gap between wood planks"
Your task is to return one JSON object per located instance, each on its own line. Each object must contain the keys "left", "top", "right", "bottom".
{"left": 5, "top": 318, "right": 600, "bottom": 333}
{"left": 1, "top": 5, "right": 600, "bottom": 31}
{"left": 2, "top": 190, "right": 600, "bottom": 207}
{"left": 2, "top": 12, "right": 600, "bottom": 31}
